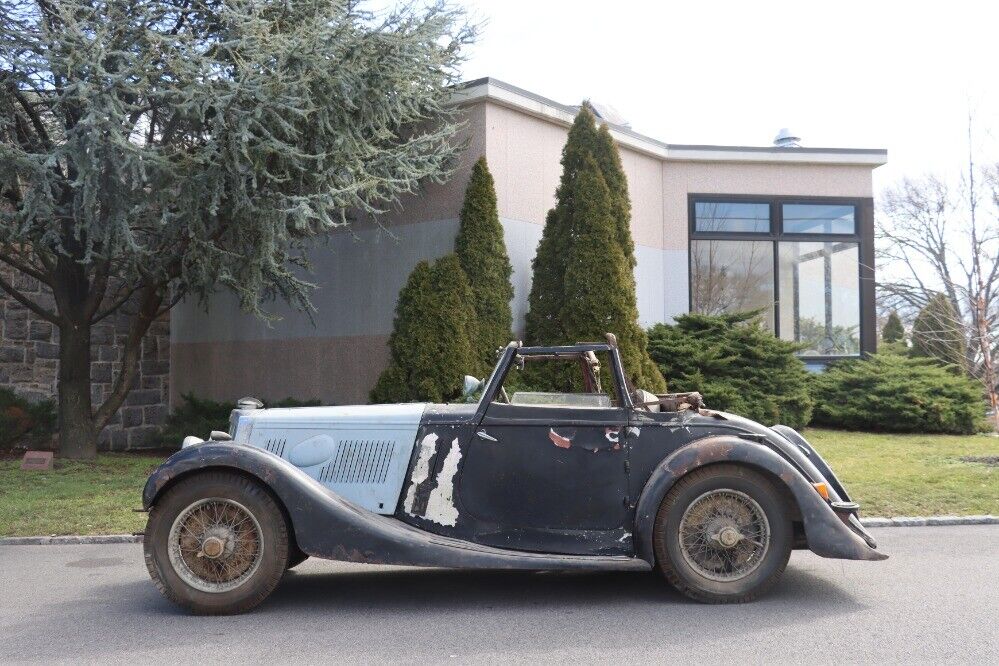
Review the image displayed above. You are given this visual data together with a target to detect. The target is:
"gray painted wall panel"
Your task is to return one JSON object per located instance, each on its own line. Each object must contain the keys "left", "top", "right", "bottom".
{"left": 172, "top": 215, "right": 689, "bottom": 346}
{"left": 499, "top": 217, "right": 543, "bottom": 336}
{"left": 173, "top": 221, "right": 460, "bottom": 344}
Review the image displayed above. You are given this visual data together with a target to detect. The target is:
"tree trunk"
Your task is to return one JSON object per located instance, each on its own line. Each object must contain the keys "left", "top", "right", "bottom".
{"left": 58, "top": 323, "right": 97, "bottom": 459}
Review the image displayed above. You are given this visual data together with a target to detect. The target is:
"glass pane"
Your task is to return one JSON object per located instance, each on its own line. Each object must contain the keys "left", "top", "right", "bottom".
{"left": 498, "top": 351, "right": 619, "bottom": 406}
{"left": 779, "top": 242, "right": 860, "bottom": 355}
{"left": 782, "top": 204, "right": 856, "bottom": 234}
{"left": 694, "top": 201, "right": 771, "bottom": 233}
{"left": 690, "top": 240, "right": 775, "bottom": 328}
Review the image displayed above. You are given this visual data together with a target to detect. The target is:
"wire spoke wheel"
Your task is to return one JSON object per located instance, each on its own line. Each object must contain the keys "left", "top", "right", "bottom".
{"left": 678, "top": 489, "right": 770, "bottom": 582}
{"left": 167, "top": 498, "right": 264, "bottom": 594}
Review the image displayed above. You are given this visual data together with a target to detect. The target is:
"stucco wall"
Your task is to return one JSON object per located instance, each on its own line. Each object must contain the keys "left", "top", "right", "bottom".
{"left": 170, "top": 97, "right": 879, "bottom": 409}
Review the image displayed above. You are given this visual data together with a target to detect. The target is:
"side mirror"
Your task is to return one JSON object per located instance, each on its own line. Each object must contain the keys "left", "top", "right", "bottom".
{"left": 462, "top": 375, "right": 483, "bottom": 398}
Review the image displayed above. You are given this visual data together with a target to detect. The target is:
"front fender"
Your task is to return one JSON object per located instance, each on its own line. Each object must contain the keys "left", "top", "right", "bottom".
{"left": 143, "top": 443, "right": 649, "bottom": 571}
{"left": 633, "top": 436, "right": 887, "bottom": 565}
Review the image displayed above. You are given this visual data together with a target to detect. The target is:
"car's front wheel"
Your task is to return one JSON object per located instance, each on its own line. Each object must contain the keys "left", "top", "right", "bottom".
{"left": 653, "top": 464, "right": 792, "bottom": 603}
{"left": 143, "top": 471, "right": 289, "bottom": 614}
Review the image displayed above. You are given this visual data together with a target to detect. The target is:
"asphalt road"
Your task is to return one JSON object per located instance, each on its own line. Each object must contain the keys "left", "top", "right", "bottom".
{"left": 1, "top": 525, "right": 996, "bottom": 665}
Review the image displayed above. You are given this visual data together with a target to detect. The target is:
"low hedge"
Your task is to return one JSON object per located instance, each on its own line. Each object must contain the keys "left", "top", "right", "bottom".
{"left": 0, "top": 388, "right": 56, "bottom": 450}
{"left": 157, "top": 393, "right": 321, "bottom": 446}
{"left": 647, "top": 312, "right": 813, "bottom": 429}
{"left": 810, "top": 354, "right": 983, "bottom": 434}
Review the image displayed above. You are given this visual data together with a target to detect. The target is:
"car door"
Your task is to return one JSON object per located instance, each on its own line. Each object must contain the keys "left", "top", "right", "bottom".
{"left": 456, "top": 400, "right": 630, "bottom": 552}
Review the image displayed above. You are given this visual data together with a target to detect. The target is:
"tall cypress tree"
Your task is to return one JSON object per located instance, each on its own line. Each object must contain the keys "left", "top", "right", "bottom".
{"left": 525, "top": 104, "right": 665, "bottom": 392}
{"left": 525, "top": 104, "right": 604, "bottom": 346}
{"left": 455, "top": 157, "right": 514, "bottom": 373}
{"left": 593, "top": 123, "right": 637, "bottom": 269}
{"left": 370, "top": 255, "right": 478, "bottom": 403}
{"left": 911, "top": 293, "right": 966, "bottom": 370}
{"left": 881, "top": 310, "right": 905, "bottom": 343}
{"left": 559, "top": 156, "right": 666, "bottom": 392}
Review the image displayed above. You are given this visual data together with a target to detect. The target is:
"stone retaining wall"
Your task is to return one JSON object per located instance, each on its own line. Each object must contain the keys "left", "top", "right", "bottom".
{"left": 0, "top": 266, "right": 170, "bottom": 450}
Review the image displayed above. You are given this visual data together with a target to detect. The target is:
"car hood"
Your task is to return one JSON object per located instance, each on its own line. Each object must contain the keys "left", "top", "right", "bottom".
{"left": 234, "top": 403, "right": 428, "bottom": 428}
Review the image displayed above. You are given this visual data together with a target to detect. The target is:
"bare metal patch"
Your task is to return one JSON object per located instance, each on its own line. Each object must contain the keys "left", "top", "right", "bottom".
{"left": 549, "top": 428, "right": 572, "bottom": 449}
{"left": 404, "top": 433, "right": 438, "bottom": 515}
{"left": 627, "top": 426, "right": 641, "bottom": 438}
{"left": 425, "top": 438, "right": 462, "bottom": 526}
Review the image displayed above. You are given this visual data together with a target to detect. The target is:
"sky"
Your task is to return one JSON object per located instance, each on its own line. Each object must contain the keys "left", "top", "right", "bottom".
{"left": 458, "top": 0, "right": 999, "bottom": 193}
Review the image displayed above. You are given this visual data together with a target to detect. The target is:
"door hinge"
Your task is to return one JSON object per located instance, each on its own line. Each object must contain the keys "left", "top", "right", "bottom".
{"left": 624, "top": 460, "right": 631, "bottom": 473}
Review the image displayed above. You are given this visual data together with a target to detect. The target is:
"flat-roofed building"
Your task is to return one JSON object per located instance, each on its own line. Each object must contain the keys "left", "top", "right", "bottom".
{"left": 169, "top": 78, "right": 886, "bottom": 406}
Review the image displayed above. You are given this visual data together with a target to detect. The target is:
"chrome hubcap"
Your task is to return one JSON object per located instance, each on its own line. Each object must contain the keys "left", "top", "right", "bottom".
{"left": 167, "top": 498, "right": 264, "bottom": 593}
{"left": 679, "top": 489, "right": 770, "bottom": 582}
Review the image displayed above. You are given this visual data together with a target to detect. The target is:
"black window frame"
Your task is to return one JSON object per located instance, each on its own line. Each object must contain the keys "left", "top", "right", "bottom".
{"left": 688, "top": 193, "right": 876, "bottom": 361}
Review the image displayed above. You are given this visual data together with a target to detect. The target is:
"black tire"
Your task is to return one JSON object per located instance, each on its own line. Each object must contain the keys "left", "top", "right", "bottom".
{"left": 143, "top": 471, "right": 289, "bottom": 615}
{"left": 653, "top": 464, "right": 792, "bottom": 604}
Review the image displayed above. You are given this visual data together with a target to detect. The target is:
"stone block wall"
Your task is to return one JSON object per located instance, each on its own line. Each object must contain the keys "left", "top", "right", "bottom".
{"left": 0, "top": 266, "right": 170, "bottom": 450}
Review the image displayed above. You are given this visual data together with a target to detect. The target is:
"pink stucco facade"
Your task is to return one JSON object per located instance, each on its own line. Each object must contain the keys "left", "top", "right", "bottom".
{"left": 169, "top": 78, "right": 885, "bottom": 408}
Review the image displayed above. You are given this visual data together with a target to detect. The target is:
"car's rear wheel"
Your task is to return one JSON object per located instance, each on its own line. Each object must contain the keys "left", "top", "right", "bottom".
{"left": 143, "top": 471, "right": 289, "bottom": 614}
{"left": 653, "top": 464, "right": 792, "bottom": 603}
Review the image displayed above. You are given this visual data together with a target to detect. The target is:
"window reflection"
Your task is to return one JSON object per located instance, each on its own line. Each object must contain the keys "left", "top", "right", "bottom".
{"left": 695, "top": 201, "right": 770, "bottom": 233}
{"left": 782, "top": 204, "right": 856, "bottom": 234}
{"left": 690, "top": 240, "right": 775, "bottom": 328}
{"left": 778, "top": 242, "right": 860, "bottom": 355}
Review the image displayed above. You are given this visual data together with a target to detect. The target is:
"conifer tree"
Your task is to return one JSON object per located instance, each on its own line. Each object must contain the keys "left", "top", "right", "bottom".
{"left": 881, "top": 311, "right": 906, "bottom": 344}
{"left": 525, "top": 104, "right": 603, "bottom": 346}
{"left": 525, "top": 105, "right": 665, "bottom": 392}
{"left": 370, "top": 255, "right": 478, "bottom": 403}
{"left": 455, "top": 158, "right": 514, "bottom": 373}
{"left": 911, "top": 294, "right": 967, "bottom": 370}
{"left": 593, "top": 123, "right": 637, "bottom": 268}
{"left": 560, "top": 156, "right": 665, "bottom": 391}
{"left": 0, "top": 0, "right": 473, "bottom": 457}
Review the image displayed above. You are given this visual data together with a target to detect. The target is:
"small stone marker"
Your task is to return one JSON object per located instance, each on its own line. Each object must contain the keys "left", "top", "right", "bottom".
{"left": 20, "top": 450, "right": 54, "bottom": 471}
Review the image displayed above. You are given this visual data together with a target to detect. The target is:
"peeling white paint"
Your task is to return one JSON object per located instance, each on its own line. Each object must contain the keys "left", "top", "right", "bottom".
{"left": 605, "top": 428, "right": 620, "bottom": 443}
{"left": 403, "top": 432, "right": 438, "bottom": 514}
{"left": 618, "top": 532, "right": 632, "bottom": 542}
{"left": 627, "top": 426, "right": 641, "bottom": 438}
{"left": 425, "top": 438, "right": 462, "bottom": 526}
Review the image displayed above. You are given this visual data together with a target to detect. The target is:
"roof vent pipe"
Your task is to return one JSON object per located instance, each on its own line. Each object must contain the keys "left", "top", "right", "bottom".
{"left": 773, "top": 128, "right": 801, "bottom": 148}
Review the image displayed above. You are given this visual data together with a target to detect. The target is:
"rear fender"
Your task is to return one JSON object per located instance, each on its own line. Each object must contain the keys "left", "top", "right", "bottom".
{"left": 633, "top": 436, "right": 886, "bottom": 564}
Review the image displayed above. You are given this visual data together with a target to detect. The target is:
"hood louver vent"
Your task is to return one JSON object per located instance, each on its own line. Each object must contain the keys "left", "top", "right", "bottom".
{"left": 320, "top": 440, "right": 396, "bottom": 484}
{"left": 264, "top": 438, "right": 287, "bottom": 457}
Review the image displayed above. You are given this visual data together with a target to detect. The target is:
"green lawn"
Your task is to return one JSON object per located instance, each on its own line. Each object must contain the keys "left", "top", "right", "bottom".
{"left": 804, "top": 429, "right": 998, "bottom": 517}
{"left": 0, "top": 453, "right": 165, "bottom": 537}
{"left": 0, "top": 429, "right": 996, "bottom": 537}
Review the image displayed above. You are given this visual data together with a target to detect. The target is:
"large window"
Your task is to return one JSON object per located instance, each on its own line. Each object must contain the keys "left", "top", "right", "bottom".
{"left": 778, "top": 242, "right": 860, "bottom": 355}
{"left": 690, "top": 240, "right": 775, "bottom": 328}
{"left": 690, "top": 197, "right": 867, "bottom": 357}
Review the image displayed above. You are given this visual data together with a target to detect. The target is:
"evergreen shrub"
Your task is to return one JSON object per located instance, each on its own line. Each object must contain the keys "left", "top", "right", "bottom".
{"left": 0, "top": 388, "right": 56, "bottom": 449}
{"left": 370, "top": 255, "right": 478, "bottom": 403}
{"left": 810, "top": 354, "right": 982, "bottom": 434}
{"left": 647, "top": 312, "right": 813, "bottom": 428}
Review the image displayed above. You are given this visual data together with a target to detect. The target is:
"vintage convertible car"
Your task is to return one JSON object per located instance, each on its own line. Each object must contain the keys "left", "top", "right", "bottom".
{"left": 142, "top": 334, "right": 885, "bottom": 614}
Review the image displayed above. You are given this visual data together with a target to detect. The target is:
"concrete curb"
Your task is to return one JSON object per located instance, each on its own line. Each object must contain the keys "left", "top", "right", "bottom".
{"left": 0, "top": 534, "right": 143, "bottom": 545}
{"left": 1, "top": 516, "right": 998, "bottom": 545}
{"left": 860, "top": 515, "right": 999, "bottom": 528}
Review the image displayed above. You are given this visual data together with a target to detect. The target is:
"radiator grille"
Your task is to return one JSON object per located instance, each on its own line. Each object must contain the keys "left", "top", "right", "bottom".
{"left": 264, "top": 438, "right": 287, "bottom": 457}
{"left": 320, "top": 440, "right": 396, "bottom": 484}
